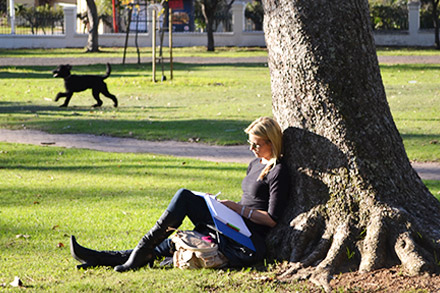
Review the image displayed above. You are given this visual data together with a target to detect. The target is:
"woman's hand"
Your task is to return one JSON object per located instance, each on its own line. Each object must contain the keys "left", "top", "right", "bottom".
{"left": 218, "top": 200, "right": 238, "bottom": 210}
{"left": 218, "top": 200, "right": 277, "bottom": 228}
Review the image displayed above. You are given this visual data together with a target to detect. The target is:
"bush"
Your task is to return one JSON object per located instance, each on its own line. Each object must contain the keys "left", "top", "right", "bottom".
{"left": 15, "top": 4, "right": 63, "bottom": 34}
{"left": 245, "top": 0, "right": 263, "bottom": 31}
{"left": 370, "top": 2, "right": 408, "bottom": 30}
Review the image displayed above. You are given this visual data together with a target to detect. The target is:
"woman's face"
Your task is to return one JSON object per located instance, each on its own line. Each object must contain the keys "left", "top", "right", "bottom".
{"left": 248, "top": 134, "right": 272, "bottom": 161}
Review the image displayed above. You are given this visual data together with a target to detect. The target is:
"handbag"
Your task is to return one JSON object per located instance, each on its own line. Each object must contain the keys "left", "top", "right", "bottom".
{"left": 171, "top": 230, "right": 228, "bottom": 269}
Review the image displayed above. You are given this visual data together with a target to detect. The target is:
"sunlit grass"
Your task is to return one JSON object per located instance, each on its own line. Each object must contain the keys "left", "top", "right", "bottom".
{"left": 0, "top": 142, "right": 309, "bottom": 292}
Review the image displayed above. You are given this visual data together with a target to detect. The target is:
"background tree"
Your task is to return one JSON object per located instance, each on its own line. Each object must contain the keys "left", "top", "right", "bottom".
{"left": 245, "top": 0, "right": 263, "bottom": 30}
{"left": 262, "top": 0, "right": 440, "bottom": 289}
{"left": 196, "top": 0, "right": 234, "bottom": 51}
{"left": 86, "top": 0, "right": 99, "bottom": 52}
{"left": 421, "top": 0, "right": 440, "bottom": 48}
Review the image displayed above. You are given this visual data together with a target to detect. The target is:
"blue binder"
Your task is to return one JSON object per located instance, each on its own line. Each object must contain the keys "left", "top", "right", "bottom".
{"left": 192, "top": 191, "right": 256, "bottom": 251}
{"left": 209, "top": 216, "right": 256, "bottom": 251}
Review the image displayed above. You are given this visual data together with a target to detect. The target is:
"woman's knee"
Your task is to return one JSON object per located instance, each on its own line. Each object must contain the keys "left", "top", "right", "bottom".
{"left": 167, "top": 188, "right": 194, "bottom": 211}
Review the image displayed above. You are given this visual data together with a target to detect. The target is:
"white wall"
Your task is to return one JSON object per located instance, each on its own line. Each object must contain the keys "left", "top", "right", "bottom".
{"left": 0, "top": 1, "right": 437, "bottom": 49}
{"left": 1, "top": 2, "right": 268, "bottom": 49}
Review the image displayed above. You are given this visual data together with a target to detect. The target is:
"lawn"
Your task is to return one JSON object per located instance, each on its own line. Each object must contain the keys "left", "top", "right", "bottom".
{"left": 0, "top": 48, "right": 439, "bottom": 161}
{"left": 0, "top": 47, "right": 439, "bottom": 291}
{"left": 1, "top": 142, "right": 439, "bottom": 291}
{"left": 0, "top": 142, "right": 308, "bottom": 291}
{"left": 0, "top": 62, "right": 271, "bottom": 145}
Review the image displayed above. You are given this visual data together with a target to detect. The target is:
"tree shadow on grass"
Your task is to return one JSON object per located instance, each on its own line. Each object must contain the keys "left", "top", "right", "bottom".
{"left": 0, "top": 62, "right": 268, "bottom": 79}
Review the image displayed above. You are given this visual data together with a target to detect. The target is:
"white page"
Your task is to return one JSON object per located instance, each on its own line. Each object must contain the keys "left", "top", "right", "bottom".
{"left": 202, "top": 194, "right": 251, "bottom": 237}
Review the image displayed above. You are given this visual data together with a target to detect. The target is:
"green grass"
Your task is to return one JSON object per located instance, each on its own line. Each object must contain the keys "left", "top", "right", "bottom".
{"left": 0, "top": 142, "right": 311, "bottom": 292}
{"left": 0, "top": 62, "right": 272, "bottom": 145}
{"left": 0, "top": 47, "right": 439, "bottom": 291}
{"left": 376, "top": 46, "right": 440, "bottom": 56}
{"left": 0, "top": 55, "right": 439, "bottom": 161}
{"left": 2, "top": 46, "right": 440, "bottom": 59}
{"left": 0, "top": 46, "right": 269, "bottom": 59}
{"left": 1, "top": 142, "right": 439, "bottom": 291}
{"left": 381, "top": 64, "right": 440, "bottom": 161}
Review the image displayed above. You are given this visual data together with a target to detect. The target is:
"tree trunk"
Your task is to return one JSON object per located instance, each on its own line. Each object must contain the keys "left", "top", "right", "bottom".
{"left": 262, "top": 0, "right": 440, "bottom": 289}
{"left": 206, "top": 18, "right": 215, "bottom": 51}
{"left": 201, "top": 0, "right": 218, "bottom": 52}
{"left": 433, "top": 0, "right": 440, "bottom": 49}
{"left": 86, "top": 0, "right": 99, "bottom": 52}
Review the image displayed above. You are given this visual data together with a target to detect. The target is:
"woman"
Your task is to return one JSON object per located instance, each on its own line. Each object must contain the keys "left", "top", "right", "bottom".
{"left": 70, "top": 117, "right": 290, "bottom": 271}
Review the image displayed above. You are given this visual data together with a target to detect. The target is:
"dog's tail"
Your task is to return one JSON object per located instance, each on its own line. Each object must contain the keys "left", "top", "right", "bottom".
{"left": 103, "top": 63, "right": 112, "bottom": 79}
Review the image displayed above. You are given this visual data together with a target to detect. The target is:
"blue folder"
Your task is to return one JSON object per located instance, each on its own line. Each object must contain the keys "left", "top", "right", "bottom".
{"left": 210, "top": 216, "right": 256, "bottom": 251}
{"left": 191, "top": 190, "right": 256, "bottom": 251}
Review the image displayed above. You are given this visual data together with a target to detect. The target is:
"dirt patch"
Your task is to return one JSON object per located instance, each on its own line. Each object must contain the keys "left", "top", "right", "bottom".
{"left": 329, "top": 266, "right": 440, "bottom": 292}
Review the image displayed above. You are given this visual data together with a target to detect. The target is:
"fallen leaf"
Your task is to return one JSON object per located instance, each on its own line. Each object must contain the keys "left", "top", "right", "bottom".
{"left": 52, "top": 225, "right": 59, "bottom": 230}
{"left": 57, "top": 242, "right": 64, "bottom": 248}
{"left": 10, "top": 276, "right": 23, "bottom": 287}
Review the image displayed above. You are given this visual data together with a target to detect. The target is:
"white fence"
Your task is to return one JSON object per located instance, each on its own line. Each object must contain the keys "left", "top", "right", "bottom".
{"left": 0, "top": 1, "right": 437, "bottom": 49}
{"left": 1, "top": 2, "right": 266, "bottom": 49}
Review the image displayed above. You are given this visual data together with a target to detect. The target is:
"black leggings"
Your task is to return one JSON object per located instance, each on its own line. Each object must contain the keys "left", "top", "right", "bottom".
{"left": 161, "top": 188, "right": 267, "bottom": 266}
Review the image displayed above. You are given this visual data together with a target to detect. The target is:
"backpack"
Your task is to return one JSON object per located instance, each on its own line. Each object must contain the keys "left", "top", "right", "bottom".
{"left": 171, "top": 230, "right": 228, "bottom": 269}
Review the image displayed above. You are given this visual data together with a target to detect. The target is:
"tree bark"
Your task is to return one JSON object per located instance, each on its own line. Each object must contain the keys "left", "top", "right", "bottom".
{"left": 262, "top": 0, "right": 440, "bottom": 289}
{"left": 433, "top": 0, "right": 440, "bottom": 49}
{"left": 201, "top": 0, "right": 218, "bottom": 52}
{"left": 86, "top": 0, "right": 99, "bottom": 52}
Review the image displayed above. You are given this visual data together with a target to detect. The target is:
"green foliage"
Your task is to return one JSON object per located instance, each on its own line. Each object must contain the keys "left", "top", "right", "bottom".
{"left": 369, "top": 0, "right": 408, "bottom": 30}
{"left": 346, "top": 247, "right": 355, "bottom": 260}
{"left": 245, "top": 0, "right": 264, "bottom": 31}
{"left": 15, "top": 4, "right": 63, "bottom": 34}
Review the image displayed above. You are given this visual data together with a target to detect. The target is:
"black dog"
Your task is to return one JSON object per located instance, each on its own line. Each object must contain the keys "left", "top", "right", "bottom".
{"left": 52, "top": 63, "right": 118, "bottom": 108}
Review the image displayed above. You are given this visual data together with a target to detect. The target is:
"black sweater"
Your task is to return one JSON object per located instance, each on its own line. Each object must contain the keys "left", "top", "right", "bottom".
{"left": 239, "top": 158, "right": 290, "bottom": 237}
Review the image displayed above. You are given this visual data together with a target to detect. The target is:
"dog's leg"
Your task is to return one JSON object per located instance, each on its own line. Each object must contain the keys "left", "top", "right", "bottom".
{"left": 101, "top": 85, "right": 118, "bottom": 107}
{"left": 55, "top": 92, "right": 68, "bottom": 102}
{"left": 92, "top": 88, "right": 103, "bottom": 108}
{"left": 60, "top": 93, "right": 74, "bottom": 107}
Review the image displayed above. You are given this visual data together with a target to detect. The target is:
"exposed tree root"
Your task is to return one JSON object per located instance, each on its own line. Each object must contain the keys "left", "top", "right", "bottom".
{"left": 273, "top": 204, "right": 440, "bottom": 292}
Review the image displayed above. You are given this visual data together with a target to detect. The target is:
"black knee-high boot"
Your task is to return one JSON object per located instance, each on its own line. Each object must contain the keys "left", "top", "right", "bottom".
{"left": 70, "top": 235, "right": 132, "bottom": 269}
{"left": 114, "top": 210, "right": 180, "bottom": 272}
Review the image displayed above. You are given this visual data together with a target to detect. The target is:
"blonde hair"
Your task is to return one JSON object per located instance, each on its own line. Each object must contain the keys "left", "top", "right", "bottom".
{"left": 245, "top": 117, "right": 283, "bottom": 180}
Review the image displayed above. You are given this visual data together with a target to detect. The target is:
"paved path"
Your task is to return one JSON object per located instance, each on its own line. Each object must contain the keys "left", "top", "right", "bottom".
{"left": 1, "top": 128, "right": 439, "bottom": 180}
{"left": 0, "top": 55, "right": 439, "bottom": 180}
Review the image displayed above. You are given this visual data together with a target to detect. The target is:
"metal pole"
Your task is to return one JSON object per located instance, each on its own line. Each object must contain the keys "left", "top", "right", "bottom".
{"left": 112, "top": 0, "right": 118, "bottom": 32}
{"left": 9, "top": 0, "right": 15, "bottom": 34}
{"left": 169, "top": 8, "right": 173, "bottom": 80}
{"left": 152, "top": 9, "right": 156, "bottom": 83}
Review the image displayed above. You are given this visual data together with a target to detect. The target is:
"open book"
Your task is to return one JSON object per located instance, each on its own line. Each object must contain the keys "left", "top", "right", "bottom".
{"left": 192, "top": 191, "right": 255, "bottom": 251}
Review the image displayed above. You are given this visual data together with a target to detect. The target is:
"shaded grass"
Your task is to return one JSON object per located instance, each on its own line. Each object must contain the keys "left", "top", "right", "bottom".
{"left": 2, "top": 46, "right": 440, "bottom": 59}
{"left": 0, "top": 46, "right": 269, "bottom": 59}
